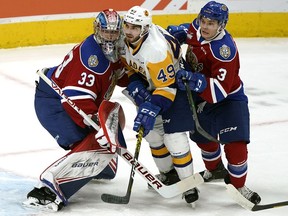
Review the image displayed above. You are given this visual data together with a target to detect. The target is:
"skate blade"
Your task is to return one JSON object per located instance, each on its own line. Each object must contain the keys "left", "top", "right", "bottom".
{"left": 22, "top": 198, "right": 59, "bottom": 212}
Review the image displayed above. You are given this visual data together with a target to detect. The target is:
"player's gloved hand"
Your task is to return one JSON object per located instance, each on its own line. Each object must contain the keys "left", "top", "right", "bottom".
{"left": 133, "top": 101, "right": 161, "bottom": 137}
{"left": 95, "top": 128, "right": 110, "bottom": 149}
{"left": 176, "top": 70, "right": 207, "bottom": 93}
{"left": 125, "top": 80, "right": 151, "bottom": 106}
{"left": 167, "top": 25, "right": 188, "bottom": 44}
{"left": 83, "top": 113, "right": 100, "bottom": 128}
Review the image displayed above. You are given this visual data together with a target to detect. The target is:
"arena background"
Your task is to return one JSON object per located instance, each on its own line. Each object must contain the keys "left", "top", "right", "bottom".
{"left": 0, "top": 0, "right": 287, "bottom": 48}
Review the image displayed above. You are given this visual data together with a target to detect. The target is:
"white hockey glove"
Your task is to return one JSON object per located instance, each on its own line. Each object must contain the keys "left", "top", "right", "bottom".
{"left": 95, "top": 128, "right": 110, "bottom": 149}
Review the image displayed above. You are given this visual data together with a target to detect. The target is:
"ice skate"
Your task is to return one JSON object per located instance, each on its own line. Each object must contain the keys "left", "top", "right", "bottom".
{"left": 22, "top": 187, "right": 64, "bottom": 212}
{"left": 182, "top": 187, "right": 199, "bottom": 206}
{"left": 148, "top": 168, "right": 180, "bottom": 189}
{"left": 237, "top": 185, "right": 261, "bottom": 204}
{"left": 199, "top": 161, "right": 228, "bottom": 182}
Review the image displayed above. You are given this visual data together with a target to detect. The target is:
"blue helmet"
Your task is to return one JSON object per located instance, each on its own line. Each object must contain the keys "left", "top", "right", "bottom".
{"left": 94, "top": 9, "right": 122, "bottom": 62}
{"left": 198, "top": 1, "right": 229, "bottom": 27}
{"left": 95, "top": 9, "right": 121, "bottom": 33}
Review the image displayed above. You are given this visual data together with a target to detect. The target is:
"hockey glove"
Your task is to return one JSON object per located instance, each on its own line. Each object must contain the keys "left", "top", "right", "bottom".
{"left": 83, "top": 113, "right": 100, "bottom": 128}
{"left": 133, "top": 101, "right": 161, "bottom": 137}
{"left": 95, "top": 128, "right": 110, "bottom": 149}
{"left": 176, "top": 70, "right": 207, "bottom": 93}
{"left": 125, "top": 80, "right": 151, "bottom": 106}
{"left": 167, "top": 24, "right": 189, "bottom": 44}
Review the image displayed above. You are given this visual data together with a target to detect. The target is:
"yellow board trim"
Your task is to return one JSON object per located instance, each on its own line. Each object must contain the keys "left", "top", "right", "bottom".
{"left": 1, "top": 13, "right": 287, "bottom": 48}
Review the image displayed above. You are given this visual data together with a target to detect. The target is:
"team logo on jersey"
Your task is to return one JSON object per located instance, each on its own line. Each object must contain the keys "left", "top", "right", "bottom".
{"left": 88, "top": 55, "right": 99, "bottom": 67}
{"left": 219, "top": 44, "right": 231, "bottom": 59}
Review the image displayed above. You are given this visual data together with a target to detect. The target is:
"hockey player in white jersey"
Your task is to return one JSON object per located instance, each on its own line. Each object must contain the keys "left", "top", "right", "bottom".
{"left": 121, "top": 6, "right": 199, "bottom": 204}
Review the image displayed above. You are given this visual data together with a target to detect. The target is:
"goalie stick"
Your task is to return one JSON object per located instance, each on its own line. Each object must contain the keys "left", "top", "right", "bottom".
{"left": 37, "top": 69, "right": 204, "bottom": 202}
{"left": 226, "top": 184, "right": 288, "bottom": 211}
{"left": 103, "top": 128, "right": 204, "bottom": 201}
{"left": 101, "top": 126, "right": 204, "bottom": 204}
{"left": 184, "top": 81, "right": 225, "bottom": 144}
{"left": 101, "top": 127, "right": 144, "bottom": 204}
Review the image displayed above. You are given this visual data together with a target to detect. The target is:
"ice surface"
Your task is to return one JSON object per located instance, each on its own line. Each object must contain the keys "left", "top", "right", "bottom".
{"left": 1, "top": 38, "right": 288, "bottom": 216}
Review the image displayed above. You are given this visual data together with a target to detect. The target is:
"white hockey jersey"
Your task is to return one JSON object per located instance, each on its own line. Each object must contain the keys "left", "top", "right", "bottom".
{"left": 121, "top": 24, "right": 182, "bottom": 111}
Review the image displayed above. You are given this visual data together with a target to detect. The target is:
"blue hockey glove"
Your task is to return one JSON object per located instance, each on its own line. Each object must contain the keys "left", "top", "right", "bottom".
{"left": 167, "top": 24, "right": 188, "bottom": 44}
{"left": 133, "top": 101, "right": 161, "bottom": 137}
{"left": 176, "top": 70, "right": 207, "bottom": 93}
{"left": 126, "top": 80, "right": 151, "bottom": 106}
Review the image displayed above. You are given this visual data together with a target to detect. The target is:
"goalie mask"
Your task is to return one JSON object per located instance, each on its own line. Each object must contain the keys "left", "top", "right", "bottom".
{"left": 94, "top": 9, "right": 122, "bottom": 62}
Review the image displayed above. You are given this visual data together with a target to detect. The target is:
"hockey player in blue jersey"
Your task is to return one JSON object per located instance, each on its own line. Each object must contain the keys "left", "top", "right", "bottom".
{"left": 167, "top": 1, "right": 261, "bottom": 204}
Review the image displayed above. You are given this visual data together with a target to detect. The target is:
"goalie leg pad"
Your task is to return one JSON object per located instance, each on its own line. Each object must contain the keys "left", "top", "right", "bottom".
{"left": 38, "top": 131, "right": 116, "bottom": 201}
{"left": 94, "top": 155, "right": 118, "bottom": 180}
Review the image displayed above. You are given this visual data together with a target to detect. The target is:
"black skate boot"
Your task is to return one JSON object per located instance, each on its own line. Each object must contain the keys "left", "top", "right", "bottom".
{"left": 148, "top": 168, "right": 180, "bottom": 189}
{"left": 225, "top": 175, "right": 261, "bottom": 204}
{"left": 182, "top": 188, "right": 199, "bottom": 204}
{"left": 237, "top": 185, "right": 261, "bottom": 204}
{"left": 23, "top": 187, "right": 64, "bottom": 211}
{"left": 199, "top": 161, "right": 228, "bottom": 182}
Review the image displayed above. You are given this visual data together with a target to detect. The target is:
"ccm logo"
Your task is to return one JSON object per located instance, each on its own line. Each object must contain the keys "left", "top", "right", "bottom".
{"left": 140, "top": 108, "right": 157, "bottom": 117}
{"left": 219, "top": 126, "right": 237, "bottom": 134}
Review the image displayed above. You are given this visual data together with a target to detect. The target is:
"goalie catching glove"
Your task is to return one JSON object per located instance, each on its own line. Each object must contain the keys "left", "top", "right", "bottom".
{"left": 83, "top": 113, "right": 110, "bottom": 149}
{"left": 97, "top": 100, "right": 126, "bottom": 152}
{"left": 95, "top": 128, "right": 110, "bottom": 149}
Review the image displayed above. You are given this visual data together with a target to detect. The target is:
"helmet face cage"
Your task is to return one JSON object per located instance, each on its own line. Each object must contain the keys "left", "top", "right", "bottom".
{"left": 123, "top": 6, "right": 152, "bottom": 37}
{"left": 197, "top": 1, "right": 229, "bottom": 29}
{"left": 94, "top": 9, "right": 122, "bottom": 62}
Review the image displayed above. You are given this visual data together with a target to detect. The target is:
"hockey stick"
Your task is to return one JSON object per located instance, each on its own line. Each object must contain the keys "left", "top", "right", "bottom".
{"left": 112, "top": 127, "right": 203, "bottom": 199}
{"left": 226, "top": 184, "right": 288, "bottom": 211}
{"left": 37, "top": 69, "right": 204, "bottom": 200}
{"left": 101, "top": 127, "right": 144, "bottom": 204}
{"left": 184, "top": 82, "right": 225, "bottom": 144}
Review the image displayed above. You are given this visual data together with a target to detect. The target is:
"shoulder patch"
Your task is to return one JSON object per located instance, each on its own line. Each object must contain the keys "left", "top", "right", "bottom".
{"left": 210, "top": 33, "right": 237, "bottom": 62}
{"left": 219, "top": 44, "right": 231, "bottom": 59}
{"left": 88, "top": 55, "right": 99, "bottom": 67}
{"left": 80, "top": 34, "right": 110, "bottom": 74}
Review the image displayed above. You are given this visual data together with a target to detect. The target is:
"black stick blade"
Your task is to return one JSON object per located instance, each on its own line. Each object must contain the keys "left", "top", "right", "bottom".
{"left": 101, "top": 193, "right": 130, "bottom": 204}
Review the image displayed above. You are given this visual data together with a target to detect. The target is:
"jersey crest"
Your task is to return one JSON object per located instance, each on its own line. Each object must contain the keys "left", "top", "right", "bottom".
{"left": 88, "top": 55, "right": 99, "bottom": 67}
{"left": 219, "top": 44, "right": 231, "bottom": 59}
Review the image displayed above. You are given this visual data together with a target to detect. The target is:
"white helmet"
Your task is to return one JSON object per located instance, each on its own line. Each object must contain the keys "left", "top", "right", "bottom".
{"left": 124, "top": 6, "right": 152, "bottom": 37}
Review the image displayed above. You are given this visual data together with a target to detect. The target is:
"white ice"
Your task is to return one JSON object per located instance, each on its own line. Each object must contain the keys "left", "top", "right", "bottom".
{"left": 0, "top": 38, "right": 288, "bottom": 216}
